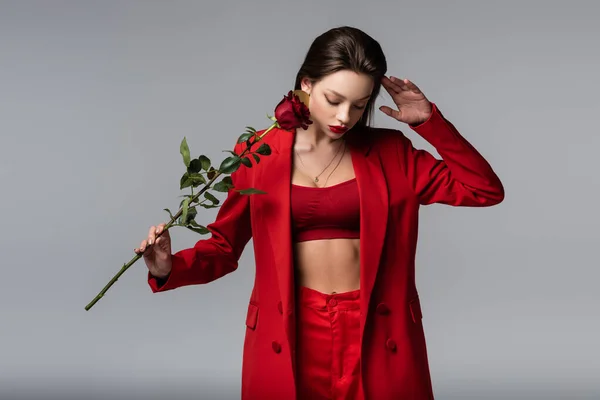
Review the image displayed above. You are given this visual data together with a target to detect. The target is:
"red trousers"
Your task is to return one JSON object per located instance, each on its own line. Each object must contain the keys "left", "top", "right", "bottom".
{"left": 295, "top": 286, "right": 364, "bottom": 400}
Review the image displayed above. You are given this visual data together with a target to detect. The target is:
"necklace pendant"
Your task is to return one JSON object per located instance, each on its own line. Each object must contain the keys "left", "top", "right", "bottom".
{"left": 314, "top": 177, "right": 319, "bottom": 183}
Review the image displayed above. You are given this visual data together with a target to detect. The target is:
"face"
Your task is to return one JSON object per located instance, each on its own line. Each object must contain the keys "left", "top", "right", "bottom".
{"left": 300, "top": 70, "right": 374, "bottom": 140}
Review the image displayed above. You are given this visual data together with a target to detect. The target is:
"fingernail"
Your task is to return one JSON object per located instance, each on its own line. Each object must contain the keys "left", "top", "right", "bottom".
{"left": 148, "top": 240, "right": 152, "bottom": 245}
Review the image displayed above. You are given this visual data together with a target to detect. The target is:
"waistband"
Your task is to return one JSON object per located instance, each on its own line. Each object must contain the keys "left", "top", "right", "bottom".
{"left": 297, "top": 286, "right": 360, "bottom": 310}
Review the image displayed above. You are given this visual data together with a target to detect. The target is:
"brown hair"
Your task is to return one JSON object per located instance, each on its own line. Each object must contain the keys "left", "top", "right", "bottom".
{"left": 294, "top": 26, "right": 387, "bottom": 129}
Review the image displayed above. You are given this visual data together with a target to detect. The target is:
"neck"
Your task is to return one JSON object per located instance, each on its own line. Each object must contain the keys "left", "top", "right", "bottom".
{"left": 295, "top": 124, "right": 341, "bottom": 150}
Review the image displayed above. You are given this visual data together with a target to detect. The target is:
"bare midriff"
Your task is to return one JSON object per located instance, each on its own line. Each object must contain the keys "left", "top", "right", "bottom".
{"left": 294, "top": 238, "right": 360, "bottom": 294}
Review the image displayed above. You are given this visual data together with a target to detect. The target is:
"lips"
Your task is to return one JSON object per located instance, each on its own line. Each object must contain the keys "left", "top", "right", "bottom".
{"left": 329, "top": 125, "right": 348, "bottom": 134}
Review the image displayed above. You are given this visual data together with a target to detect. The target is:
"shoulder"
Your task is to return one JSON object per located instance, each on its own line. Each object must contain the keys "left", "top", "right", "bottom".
{"left": 349, "top": 125, "right": 410, "bottom": 155}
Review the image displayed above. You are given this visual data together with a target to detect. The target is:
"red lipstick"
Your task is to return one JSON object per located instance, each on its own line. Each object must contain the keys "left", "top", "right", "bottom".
{"left": 329, "top": 125, "right": 348, "bottom": 134}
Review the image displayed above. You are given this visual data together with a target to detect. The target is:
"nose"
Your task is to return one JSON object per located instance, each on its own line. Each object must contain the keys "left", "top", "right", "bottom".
{"left": 336, "top": 109, "right": 351, "bottom": 125}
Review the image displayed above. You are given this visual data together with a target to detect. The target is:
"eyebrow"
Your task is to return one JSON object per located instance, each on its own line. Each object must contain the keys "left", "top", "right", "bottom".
{"left": 327, "top": 89, "right": 371, "bottom": 101}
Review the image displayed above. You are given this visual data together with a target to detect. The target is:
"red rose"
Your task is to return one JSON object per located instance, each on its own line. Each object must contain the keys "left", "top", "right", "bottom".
{"left": 274, "top": 90, "right": 312, "bottom": 131}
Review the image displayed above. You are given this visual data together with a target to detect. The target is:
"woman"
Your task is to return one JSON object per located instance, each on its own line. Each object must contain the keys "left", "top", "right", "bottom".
{"left": 134, "top": 26, "right": 504, "bottom": 400}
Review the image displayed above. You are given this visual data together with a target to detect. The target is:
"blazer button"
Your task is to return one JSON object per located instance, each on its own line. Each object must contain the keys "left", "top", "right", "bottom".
{"left": 272, "top": 341, "right": 282, "bottom": 354}
{"left": 376, "top": 303, "right": 390, "bottom": 315}
{"left": 277, "top": 301, "right": 283, "bottom": 315}
{"left": 386, "top": 338, "right": 397, "bottom": 352}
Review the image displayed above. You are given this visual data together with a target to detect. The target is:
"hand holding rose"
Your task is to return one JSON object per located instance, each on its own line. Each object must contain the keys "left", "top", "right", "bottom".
{"left": 85, "top": 90, "right": 312, "bottom": 311}
{"left": 134, "top": 223, "right": 172, "bottom": 279}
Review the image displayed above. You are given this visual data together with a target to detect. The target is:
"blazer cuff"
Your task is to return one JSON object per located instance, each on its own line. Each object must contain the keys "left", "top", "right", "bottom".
{"left": 147, "top": 253, "right": 183, "bottom": 292}
{"left": 408, "top": 102, "right": 460, "bottom": 148}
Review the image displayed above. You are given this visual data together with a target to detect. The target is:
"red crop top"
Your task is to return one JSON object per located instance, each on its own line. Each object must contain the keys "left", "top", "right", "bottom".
{"left": 291, "top": 178, "right": 360, "bottom": 242}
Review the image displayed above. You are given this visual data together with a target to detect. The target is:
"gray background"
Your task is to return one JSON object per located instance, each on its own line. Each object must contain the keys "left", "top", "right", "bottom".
{"left": 1, "top": 1, "right": 598, "bottom": 399}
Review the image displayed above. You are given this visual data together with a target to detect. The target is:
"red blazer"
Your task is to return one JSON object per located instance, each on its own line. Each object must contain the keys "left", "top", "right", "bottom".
{"left": 148, "top": 103, "right": 504, "bottom": 399}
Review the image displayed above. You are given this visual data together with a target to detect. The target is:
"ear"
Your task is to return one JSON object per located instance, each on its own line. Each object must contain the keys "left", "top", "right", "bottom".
{"left": 300, "top": 77, "right": 313, "bottom": 95}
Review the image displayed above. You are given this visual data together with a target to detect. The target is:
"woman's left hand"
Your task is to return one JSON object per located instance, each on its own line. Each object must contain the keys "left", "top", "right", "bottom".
{"left": 379, "top": 76, "right": 432, "bottom": 126}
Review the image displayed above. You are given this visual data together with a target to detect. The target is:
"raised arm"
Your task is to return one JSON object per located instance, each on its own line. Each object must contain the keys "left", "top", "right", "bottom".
{"left": 395, "top": 102, "right": 504, "bottom": 206}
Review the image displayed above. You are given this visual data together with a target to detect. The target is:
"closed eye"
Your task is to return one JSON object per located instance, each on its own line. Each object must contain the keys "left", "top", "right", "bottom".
{"left": 326, "top": 97, "right": 366, "bottom": 110}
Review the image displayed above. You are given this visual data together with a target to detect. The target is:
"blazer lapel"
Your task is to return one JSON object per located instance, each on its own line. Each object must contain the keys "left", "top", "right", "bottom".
{"left": 347, "top": 132, "right": 389, "bottom": 341}
{"left": 268, "top": 128, "right": 295, "bottom": 317}
{"left": 254, "top": 127, "right": 296, "bottom": 353}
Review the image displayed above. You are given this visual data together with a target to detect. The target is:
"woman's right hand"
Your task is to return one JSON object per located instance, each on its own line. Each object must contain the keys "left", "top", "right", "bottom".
{"left": 134, "top": 223, "right": 172, "bottom": 278}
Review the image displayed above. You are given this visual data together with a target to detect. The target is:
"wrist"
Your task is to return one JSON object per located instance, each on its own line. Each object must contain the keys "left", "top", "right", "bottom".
{"left": 152, "top": 270, "right": 170, "bottom": 279}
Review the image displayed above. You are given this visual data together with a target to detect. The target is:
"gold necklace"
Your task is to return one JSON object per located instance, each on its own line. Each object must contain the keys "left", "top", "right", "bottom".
{"left": 295, "top": 139, "right": 345, "bottom": 183}
{"left": 322, "top": 140, "right": 347, "bottom": 187}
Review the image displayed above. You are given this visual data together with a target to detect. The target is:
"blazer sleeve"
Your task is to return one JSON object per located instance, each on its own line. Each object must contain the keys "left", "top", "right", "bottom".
{"left": 395, "top": 102, "right": 505, "bottom": 206}
{"left": 148, "top": 140, "right": 253, "bottom": 292}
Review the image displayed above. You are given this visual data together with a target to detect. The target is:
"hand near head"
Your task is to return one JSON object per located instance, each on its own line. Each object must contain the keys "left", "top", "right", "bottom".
{"left": 134, "top": 223, "right": 172, "bottom": 278}
{"left": 379, "top": 76, "right": 432, "bottom": 126}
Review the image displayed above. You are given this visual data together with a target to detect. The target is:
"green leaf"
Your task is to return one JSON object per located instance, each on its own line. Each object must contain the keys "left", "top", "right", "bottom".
{"left": 182, "top": 206, "right": 197, "bottom": 224}
{"left": 180, "top": 196, "right": 198, "bottom": 208}
{"left": 188, "top": 158, "right": 203, "bottom": 173}
{"left": 252, "top": 154, "right": 260, "bottom": 164}
{"left": 180, "top": 172, "right": 192, "bottom": 190}
{"left": 236, "top": 188, "right": 267, "bottom": 195}
{"left": 180, "top": 172, "right": 206, "bottom": 189}
{"left": 199, "top": 155, "right": 211, "bottom": 171}
{"left": 181, "top": 197, "right": 191, "bottom": 225}
{"left": 204, "top": 191, "right": 220, "bottom": 205}
{"left": 219, "top": 155, "right": 241, "bottom": 174}
{"left": 245, "top": 126, "right": 257, "bottom": 133}
{"left": 163, "top": 208, "right": 174, "bottom": 220}
{"left": 188, "top": 207, "right": 197, "bottom": 222}
{"left": 189, "top": 172, "right": 206, "bottom": 187}
{"left": 213, "top": 177, "right": 234, "bottom": 192}
{"left": 187, "top": 219, "right": 209, "bottom": 232}
{"left": 256, "top": 143, "right": 271, "bottom": 155}
{"left": 185, "top": 225, "right": 211, "bottom": 235}
{"left": 199, "top": 202, "right": 220, "bottom": 209}
{"left": 237, "top": 132, "right": 254, "bottom": 144}
{"left": 180, "top": 137, "right": 191, "bottom": 168}
{"left": 241, "top": 157, "right": 252, "bottom": 168}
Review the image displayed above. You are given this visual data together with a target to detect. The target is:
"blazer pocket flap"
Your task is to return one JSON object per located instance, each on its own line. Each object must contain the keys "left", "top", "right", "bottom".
{"left": 409, "top": 297, "right": 423, "bottom": 322}
{"left": 246, "top": 302, "right": 259, "bottom": 330}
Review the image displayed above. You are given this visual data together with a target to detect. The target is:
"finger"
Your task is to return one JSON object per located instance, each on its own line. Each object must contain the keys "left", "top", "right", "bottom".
{"left": 381, "top": 76, "right": 402, "bottom": 94}
{"left": 137, "top": 239, "right": 149, "bottom": 253}
{"left": 389, "top": 76, "right": 410, "bottom": 91}
{"left": 403, "top": 78, "right": 422, "bottom": 93}
{"left": 156, "top": 223, "right": 166, "bottom": 236}
{"left": 379, "top": 105, "right": 403, "bottom": 121}
{"left": 135, "top": 238, "right": 147, "bottom": 254}
{"left": 147, "top": 225, "right": 157, "bottom": 245}
{"left": 154, "top": 235, "right": 168, "bottom": 252}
